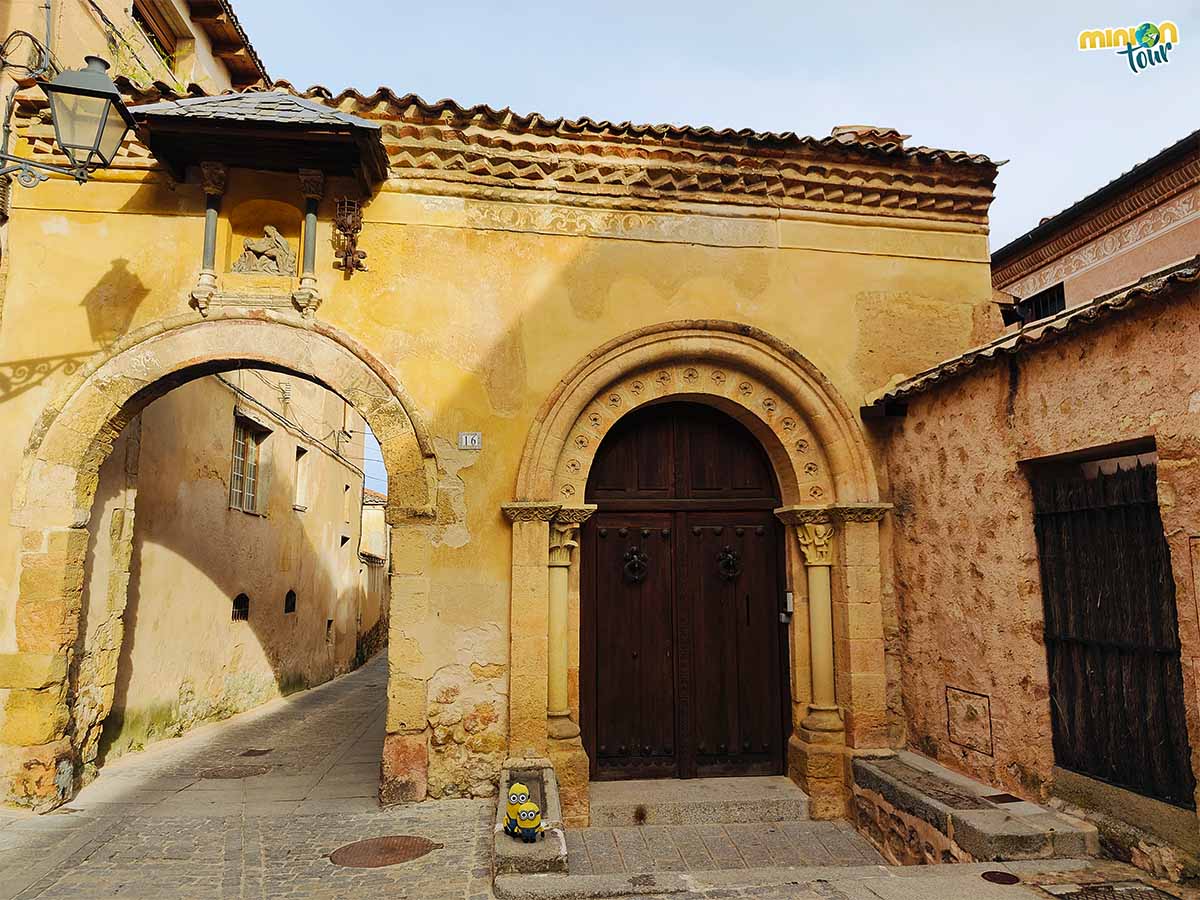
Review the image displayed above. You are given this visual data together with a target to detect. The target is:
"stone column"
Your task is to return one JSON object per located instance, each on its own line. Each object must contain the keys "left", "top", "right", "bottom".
{"left": 547, "top": 506, "right": 595, "bottom": 739}
{"left": 547, "top": 505, "right": 596, "bottom": 828}
{"left": 292, "top": 169, "right": 324, "bottom": 317}
{"left": 775, "top": 503, "right": 892, "bottom": 819}
{"left": 189, "top": 161, "right": 226, "bottom": 316}
{"left": 797, "top": 522, "right": 840, "bottom": 733}
{"left": 502, "top": 502, "right": 561, "bottom": 757}
{"left": 775, "top": 506, "right": 846, "bottom": 819}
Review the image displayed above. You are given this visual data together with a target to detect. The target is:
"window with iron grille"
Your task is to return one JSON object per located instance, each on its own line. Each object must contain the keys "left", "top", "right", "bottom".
{"left": 230, "top": 418, "right": 265, "bottom": 513}
{"left": 1016, "top": 282, "right": 1066, "bottom": 324}
{"left": 232, "top": 593, "right": 250, "bottom": 621}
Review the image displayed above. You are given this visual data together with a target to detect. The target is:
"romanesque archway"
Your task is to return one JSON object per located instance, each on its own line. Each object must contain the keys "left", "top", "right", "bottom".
{"left": 505, "top": 321, "right": 890, "bottom": 825}
{"left": 2, "top": 309, "right": 436, "bottom": 811}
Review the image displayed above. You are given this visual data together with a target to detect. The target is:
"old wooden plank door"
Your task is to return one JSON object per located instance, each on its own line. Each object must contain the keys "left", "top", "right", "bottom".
{"left": 1032, "top": 462, "right": 1196, "bottom": 808}
{"left": 581, "top": 402, "right": 788, "bottom": 780}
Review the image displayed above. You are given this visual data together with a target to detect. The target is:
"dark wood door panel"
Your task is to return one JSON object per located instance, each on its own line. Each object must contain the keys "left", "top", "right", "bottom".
{"left": 584, "top": 513, "right": 676, "bottom": 779}
{"left": 582, "top": 401, "right": 788, "bottom": 781}
{"left": 683, "top": 511, "right": 783, "bottom": 777}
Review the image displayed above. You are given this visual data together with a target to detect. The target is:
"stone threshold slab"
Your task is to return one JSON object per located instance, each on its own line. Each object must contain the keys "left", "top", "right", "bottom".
{"left": 589, "top": 776, "right": 810, "bottom": 826}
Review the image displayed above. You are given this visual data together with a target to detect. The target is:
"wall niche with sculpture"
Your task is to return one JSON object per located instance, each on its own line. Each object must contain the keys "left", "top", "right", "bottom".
{"left": 213, "top": 171, "right": 305, "bottom": 304}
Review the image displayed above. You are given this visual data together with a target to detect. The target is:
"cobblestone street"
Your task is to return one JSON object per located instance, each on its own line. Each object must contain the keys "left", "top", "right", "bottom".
{"left": 0, "top": 656, "right": 494, "bottom": 900}
{"left": 0, "top": 655, "right": 1154, "bottom": 900}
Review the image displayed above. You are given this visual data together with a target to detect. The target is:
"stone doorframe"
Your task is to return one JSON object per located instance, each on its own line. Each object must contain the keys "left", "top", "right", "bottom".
{"left": 1, "top": 309, "right": 438, "bottom": 811}
{"left": 505, "top": 321, "right": 890, "bottom": 826}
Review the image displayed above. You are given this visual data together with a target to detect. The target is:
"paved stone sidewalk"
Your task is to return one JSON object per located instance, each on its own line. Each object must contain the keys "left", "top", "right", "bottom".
{"left": 0, "top": 654, "right": 1173, "bottom": 900}
{"left": 567, "top": 819, "right": 885, "bottom": 874}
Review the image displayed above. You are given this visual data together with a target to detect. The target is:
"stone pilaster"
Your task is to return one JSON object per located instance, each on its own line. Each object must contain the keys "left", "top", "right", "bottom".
{"left": 503, "top": 502, "right": 560, "bottom": 757}
{"left": 547, "top": 505, "right": 595, "bottom": 828}
{"left": 775, "top": 503, "right": 891, "bottom": 819}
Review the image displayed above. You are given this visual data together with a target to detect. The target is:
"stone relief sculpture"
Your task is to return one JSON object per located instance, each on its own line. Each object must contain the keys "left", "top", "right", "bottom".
{"left": 231, "top": 226, "right": 296, "bottom": 275}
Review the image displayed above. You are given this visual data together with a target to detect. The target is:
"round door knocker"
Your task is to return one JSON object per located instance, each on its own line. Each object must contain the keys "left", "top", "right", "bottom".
{"left": 717, "top": 546, "right": 743, "bottom": 581}
{"left": 623, "top": 546, "right": 649, "bottom": 583}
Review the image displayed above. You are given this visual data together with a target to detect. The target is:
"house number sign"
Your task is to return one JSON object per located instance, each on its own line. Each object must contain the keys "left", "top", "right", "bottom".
{"left": 458, "top": 431, "right": 483, "bottom": 450}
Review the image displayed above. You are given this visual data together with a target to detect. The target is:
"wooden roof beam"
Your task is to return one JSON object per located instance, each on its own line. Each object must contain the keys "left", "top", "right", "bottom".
{"left": 188, "top": 1, "right": 229, "bottom": 26}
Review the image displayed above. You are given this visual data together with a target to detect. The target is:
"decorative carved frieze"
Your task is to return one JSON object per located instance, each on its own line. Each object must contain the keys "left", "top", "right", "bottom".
{"left": 502, "top": 502, "right": 562, "bottom": 523}
{"left": 775, "top": 503, "right": 891, "bottom": 525}
{"left": 1001, "top": 183, "right": 1200, "bottom": 299}
{"left": 553, "top": 505, "right": 597, "bottom": 525}
{"left": 993, "top": 158, "right": 1200, "bottom": 292}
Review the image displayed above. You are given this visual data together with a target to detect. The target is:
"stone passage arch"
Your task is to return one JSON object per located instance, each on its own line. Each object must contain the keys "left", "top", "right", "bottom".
{"left": 2, "top": 310, "right": 437, "bottom": 811}
{"left": 504, "top": 321, "right": 890, "bottom": 825}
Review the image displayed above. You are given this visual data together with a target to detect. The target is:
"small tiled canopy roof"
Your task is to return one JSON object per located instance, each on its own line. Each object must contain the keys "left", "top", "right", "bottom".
{"left": 132, "top": 92, "right": 387, "bottom": 185}
{"left": 363, "top": 488, "right": 388, "bottom": 506}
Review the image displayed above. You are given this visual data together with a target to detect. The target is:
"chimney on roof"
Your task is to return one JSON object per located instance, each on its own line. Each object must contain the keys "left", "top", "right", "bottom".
{"left": 830, "top": 125, "right": 910, "bottom": 147}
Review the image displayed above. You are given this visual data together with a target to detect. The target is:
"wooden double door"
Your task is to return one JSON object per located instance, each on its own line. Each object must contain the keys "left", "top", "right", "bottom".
{"left": 581, "top": 403, "right": 789, "bottom": 780}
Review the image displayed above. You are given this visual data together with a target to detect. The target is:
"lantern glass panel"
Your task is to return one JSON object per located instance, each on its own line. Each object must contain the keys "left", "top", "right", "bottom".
{"left": 96, "top": 105, "right": 129, "bottom": 165}
{"left": 49, "top": 91, "right": 109, "bottom": 165}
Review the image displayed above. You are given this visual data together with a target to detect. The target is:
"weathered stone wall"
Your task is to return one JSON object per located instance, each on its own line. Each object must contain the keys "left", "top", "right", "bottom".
{"left": 76, "top": 371, "right": 371, "bottom": 767}
{"left": 879, "top": 279, "right": 1200, "bottom": 813}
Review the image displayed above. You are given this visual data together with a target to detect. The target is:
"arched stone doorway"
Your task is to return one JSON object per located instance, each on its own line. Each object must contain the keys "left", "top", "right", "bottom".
{"left": 2, "top": 310, "right": 437, "bottom": 811}
{"left": 581, "top": 401, "right": 789, "bottom": 781}
{"left": 505, "top": 321, "right": 891, "bottom": 826}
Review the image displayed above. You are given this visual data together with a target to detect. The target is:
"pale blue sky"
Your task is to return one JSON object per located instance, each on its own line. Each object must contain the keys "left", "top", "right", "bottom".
{"left": 242, "top": 1, "right": 1199, "bottom": 494}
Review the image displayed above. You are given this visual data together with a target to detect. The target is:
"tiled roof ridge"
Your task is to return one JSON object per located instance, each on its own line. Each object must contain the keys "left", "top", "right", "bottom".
{"left": 871, "top": 256, "right": 1200, "bottom": 406}
{"left": 130, "top": 90, "right": 381, "bottom": 130}
{"left": 113, "top": 77, "right": 997, "bottom": 169}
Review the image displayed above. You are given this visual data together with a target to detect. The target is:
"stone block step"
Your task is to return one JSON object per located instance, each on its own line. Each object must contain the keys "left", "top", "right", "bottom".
{"left": 853, "top": 751, "right": 1100, "bottom": 862}
{"left": 588, "top": 776, "right": 809, "bottom": 827}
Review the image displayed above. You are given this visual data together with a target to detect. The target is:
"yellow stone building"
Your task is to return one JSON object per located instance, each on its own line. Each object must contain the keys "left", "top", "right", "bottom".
{"left": 0, "top": 1, "right": 1000, "bottom": 823}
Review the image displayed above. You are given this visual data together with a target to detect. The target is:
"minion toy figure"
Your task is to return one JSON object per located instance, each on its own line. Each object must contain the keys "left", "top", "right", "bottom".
{"left": 504, "top": 782, "right": 530, "bottom": 836}
{"left": 516, "top": 801, "right": 545, "bottom": 843}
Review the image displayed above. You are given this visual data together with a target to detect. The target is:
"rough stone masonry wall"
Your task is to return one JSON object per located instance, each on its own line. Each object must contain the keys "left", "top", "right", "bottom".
{"left": 878, "top": 281, "right": 1200, "bottom": 808}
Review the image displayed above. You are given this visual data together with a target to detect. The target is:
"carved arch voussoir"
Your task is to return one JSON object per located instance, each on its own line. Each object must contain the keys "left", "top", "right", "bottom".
{"left": 551, "top": 360, "right": 834, "bottom": 505}
{"left": 515, "top": 321, "right": 879, "bottom": 509}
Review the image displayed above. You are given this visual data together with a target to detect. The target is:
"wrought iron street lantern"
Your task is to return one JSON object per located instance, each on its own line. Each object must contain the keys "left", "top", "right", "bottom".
{"left": 1, "top": 48, "right": 134, "bottom": 187}
{"left": 40, "top": 56, "right": 135, "bottom": 176}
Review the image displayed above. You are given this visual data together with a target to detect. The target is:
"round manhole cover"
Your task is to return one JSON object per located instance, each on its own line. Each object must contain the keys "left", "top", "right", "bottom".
{"left": 198, "top": 765, "right": 271, "bottom": 779}
{"left": 329, "top": 835, "right": 444, "bottom": 868}
{"left": 981, "top": 871, "right": 1021, "bottom": 885}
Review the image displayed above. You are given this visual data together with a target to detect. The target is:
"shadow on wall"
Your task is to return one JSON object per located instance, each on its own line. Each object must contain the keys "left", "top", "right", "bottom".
{"left": 69, "top": 371, "right": 381, "bottom": 775}
{"left": 0, "top": 259, "right": 149, "bottom": 403}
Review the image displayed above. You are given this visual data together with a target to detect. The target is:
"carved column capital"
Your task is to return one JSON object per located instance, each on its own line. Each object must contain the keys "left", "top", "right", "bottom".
{"left": 298, "top": 168, "right": 325, "bottom": 200}
{"left": 548, "top": 522, "right": 579, "bottom": 568}
{"left": 199, "top": 161, "right": 228, "bottom": 196}
{"left": 502, "top": 501, "right": 562, "bottom": 523}
{"left": 548, "top": 505, "right": 595, "bottom": 568}
{"left": 796, "top": 522, "right": 836, "bottom": 568}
